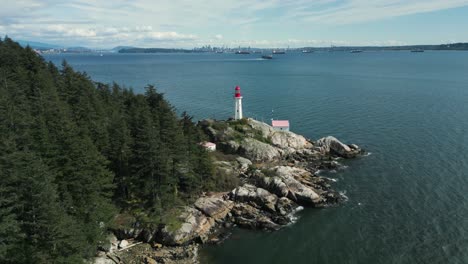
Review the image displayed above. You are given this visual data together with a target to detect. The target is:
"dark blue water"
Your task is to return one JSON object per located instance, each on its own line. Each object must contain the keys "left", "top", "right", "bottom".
{"left": 45, "top": 51, "right": 468, "bottom": 264}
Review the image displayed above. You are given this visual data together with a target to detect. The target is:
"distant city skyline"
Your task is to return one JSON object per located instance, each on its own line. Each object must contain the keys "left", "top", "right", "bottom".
{"left": 1, "top": 0, "right": 468, "bottom": 48}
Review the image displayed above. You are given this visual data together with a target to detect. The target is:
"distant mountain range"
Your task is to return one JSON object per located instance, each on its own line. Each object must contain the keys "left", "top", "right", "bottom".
{"left": 17, "top": 40, "right": 62, "bottom": 49}
{"left": 15, "top": 39, "right": 468, "bottom": 53}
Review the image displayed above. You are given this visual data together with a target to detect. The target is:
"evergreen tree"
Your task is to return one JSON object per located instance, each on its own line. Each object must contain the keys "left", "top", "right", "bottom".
{"left": 0, "top": 37, "right": 222, "bottom": 262}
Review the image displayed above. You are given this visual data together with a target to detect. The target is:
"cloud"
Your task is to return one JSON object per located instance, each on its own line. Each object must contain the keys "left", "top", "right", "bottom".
{"left": 1, "top": 0, "right": 468, "bottom": 47}
{"left": 144, "top": 31, "right": 197, "bottom": 41}
{"left": 45, "top": 25, "right": 97, "bottom": 37}
{"left": 286, "top": 0, "right": 468, "bottom": 24}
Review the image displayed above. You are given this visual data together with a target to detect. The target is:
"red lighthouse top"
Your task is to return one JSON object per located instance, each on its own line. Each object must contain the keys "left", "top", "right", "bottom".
{"left": 235, "top": 86, "right": 242, "bottom": 98}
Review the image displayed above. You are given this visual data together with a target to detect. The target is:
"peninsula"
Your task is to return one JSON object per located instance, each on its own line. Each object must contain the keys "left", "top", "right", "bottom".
{"left": 0, "top": 37, "right": 364, "bottom": 264}
{"left": 100, "top": 118, "right": 364, "bottom": 263}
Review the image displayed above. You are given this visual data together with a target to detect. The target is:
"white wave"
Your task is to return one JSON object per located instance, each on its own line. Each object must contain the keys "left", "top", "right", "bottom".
{"left": 287, "top": 206, "right": 304, "bottom": 225}
{"left": 295, "top": 206, "right": 304, "bottom": 212}
{"left": 323, "top": 177, "right": 338, "bottom": 182}
{"left": 339, "top": 191, "right": 349, "bottom": 201}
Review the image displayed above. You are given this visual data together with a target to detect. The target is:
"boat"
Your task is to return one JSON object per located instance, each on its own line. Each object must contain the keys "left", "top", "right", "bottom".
{"left": 411, "top": 49, "right": 424, "bottom": 53}
{"left": 215, "top": 50, "right": 224, "bottom": 53}
{"left": 350, "top": 50, "right": 363, "bottom": 53}
{"left": 252, "top": 51, "right": 262, "bottom": 54}
{"left": 272, "top": 50, "right": 285, "bottom": 54}
{"left": 261, "top": 55, "right": 273, "bottom": 59}
{"left": 235, "top": 50, "right": 250, "bottom": 54}
{"left": 302, "top": 50, "right": 313, "bottom": 53}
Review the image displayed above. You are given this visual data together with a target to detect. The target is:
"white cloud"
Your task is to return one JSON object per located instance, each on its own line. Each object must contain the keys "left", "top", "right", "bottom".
{"left": 287, "top": 0, "right": 468, "bottom": 24}
{"left": 45, "top": 25, "right": 97, "bottom": 37}
{"left": 145, "top": 31, "right": 197, "bottom": 41}
{"left": 1, "top": 0, "right": 468, "bottom": 47}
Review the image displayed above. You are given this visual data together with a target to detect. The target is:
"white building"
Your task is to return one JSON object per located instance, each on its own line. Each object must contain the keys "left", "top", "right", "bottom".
{"left": 200, "top": 141, "right": 216, "bottom": 151}
{"left": 271, "top": 120, "right": 290, "bottom": 131}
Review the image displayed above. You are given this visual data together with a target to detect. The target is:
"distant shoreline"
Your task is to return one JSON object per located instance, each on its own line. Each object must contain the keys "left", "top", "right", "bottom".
{"left": 33, "top": 42, "right": 468, "bottom": 54}
{"left": 117, "top": 43, "right": 468, "bottom": 53}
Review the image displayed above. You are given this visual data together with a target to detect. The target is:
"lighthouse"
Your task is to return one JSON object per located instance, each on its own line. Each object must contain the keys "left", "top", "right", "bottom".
{"left": 234, "top": 86, "right": 243, "bottom": 120}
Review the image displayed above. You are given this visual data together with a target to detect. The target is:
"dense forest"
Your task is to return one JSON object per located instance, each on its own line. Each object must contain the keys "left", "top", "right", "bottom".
{"left": 0, "top": 37, "right": 226, "bottom": 263}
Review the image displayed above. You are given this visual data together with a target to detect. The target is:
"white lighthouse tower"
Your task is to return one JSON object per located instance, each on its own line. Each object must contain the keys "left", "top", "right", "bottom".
{"left": 234, "top": 86, "right": 243, "bottom": 120}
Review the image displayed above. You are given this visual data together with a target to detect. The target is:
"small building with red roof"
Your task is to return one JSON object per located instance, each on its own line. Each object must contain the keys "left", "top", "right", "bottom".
{"left": 199, "top": 141, "right": 216, "bottom": 151}
{"left": 271, "top": 120, "right": 290, "bottom": 131}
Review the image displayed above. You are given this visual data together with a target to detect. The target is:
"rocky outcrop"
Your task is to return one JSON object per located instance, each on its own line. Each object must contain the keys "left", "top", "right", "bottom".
{"left": 236, "top": 156, "right": 252, "bottom": 172}
{"left": 106, "top": 119, "right": 365, "bottom": 263}
{"left": 230, "top": 184, "right": 278, "bottom": 213}
{"left": 246, "top": 118, "right": 276, "bottom": 138}
{"left": 315, "top": 136, "right": 362, "bottom": 158}
{"left": 227, "top": 183, "right": 300, "bottom": 229}
{"left": 158, "top": 207, "right": 215, "bottom": 246}
{"left": 270, "top": 130, "right": 311, "bottom": 150}
{"left": 98, "top": 243, "right": 199, "bottom": 264}
{"left": 254, "top": 166, "right": 322, "bottom": 205}
{"left": 194, "top": 194, "right": 234, "bottom": 221}
{"left": 145, "top": 244, "right": 199, "bottom": 264}
{"left": 230, "top": 203, "right": 281, "bottom": 230}
{"left": 236, "top": 138, "right": 282, "bottom": 161}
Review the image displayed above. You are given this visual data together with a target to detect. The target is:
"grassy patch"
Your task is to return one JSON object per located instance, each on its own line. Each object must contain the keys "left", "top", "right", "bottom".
{"left": 161, "top": 208, "right": 183, "bottom": 232}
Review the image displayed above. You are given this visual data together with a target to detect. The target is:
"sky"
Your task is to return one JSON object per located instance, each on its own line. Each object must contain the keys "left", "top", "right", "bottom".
{"left": 1, "top": 0, "right": 468, "bottom": 48}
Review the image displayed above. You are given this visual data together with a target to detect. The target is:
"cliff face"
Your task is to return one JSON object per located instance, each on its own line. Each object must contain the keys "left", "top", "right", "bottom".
{"left": 101, "top": 119, "right": 364, "bottom": 264}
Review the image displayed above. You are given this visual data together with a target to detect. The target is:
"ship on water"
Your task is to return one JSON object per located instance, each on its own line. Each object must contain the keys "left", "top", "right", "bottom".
{"left": 261, "top": 55, "right": 273, "bottom": 59}
{"left": 272, "top": 50, "right": 286, "bottom": 54}
{"left": 235, "top": 50, "right": 250, "bottom": 54}
{"left": 302, "top": 49, "right": 313, "bottom": 53}
{"left": 350, "top": 50, "right": 363, "bottom": 53}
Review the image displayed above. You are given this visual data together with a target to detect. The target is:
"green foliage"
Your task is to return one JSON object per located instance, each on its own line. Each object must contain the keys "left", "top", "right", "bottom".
{"left": 218, "top": 118, "right": 272, "bottom": 144}
{"left": 228, "top": 118, "right": 249, "bottom": 126}
{"left": 0, "top": 37, "right": 219, "bottom": 263}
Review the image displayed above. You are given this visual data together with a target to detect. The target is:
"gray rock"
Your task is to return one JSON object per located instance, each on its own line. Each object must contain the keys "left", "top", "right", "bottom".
{"left": 236, "top": 156, "right": 252, "bottom": 172}
{"left": 159, "top": 207, "right": 215, "bottom": 246}
{"left": 92, "top": 252, "right": 116, "bottom": 264}
{"left": 315, "top": 136, "right": 361, "bottom": 158}
{"left": 219, "top": 140, "right": 241, "bottom": 154}
{"left": 149, "top": 244, "right": 199, "bottom": 264}
{"left": 246, "top": 118, "right": 276, "bottom": 138}
{"left": 230, "top": 203, "right": 280, "bottom": 230}
{"left": 237, "top": 138, "right": 282, "bottom": 161}
{"left": 118, "top": 239, "right": 129, "bottom": 249}
{"left": 194, "top": 195, "right": 234, "bottom": 221}
{"left": 275, "top": 197, "right": 296, "bottom": 216}
{"left": 270, "top": 131, "right": 311, "bottom": 150}
{"left": 230, "top": 184, "right": 278, "bottom": 213}
{"left": 255, "top": 166, "right": 321, "bottom": 205}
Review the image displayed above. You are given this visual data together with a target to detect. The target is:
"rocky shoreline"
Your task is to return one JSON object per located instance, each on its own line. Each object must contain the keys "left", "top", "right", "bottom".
{"left": 94, "top": 118, "right": 364, "bottom": 264}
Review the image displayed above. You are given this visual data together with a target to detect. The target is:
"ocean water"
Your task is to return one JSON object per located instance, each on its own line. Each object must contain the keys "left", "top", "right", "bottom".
{"left": 44, "top": 51, "right": 468, "bottom": 264}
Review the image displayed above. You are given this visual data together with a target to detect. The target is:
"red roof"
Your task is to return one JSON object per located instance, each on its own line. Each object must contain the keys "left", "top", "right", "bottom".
{"left": 272, "top": 120, "right": 289, "bottom": 127}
